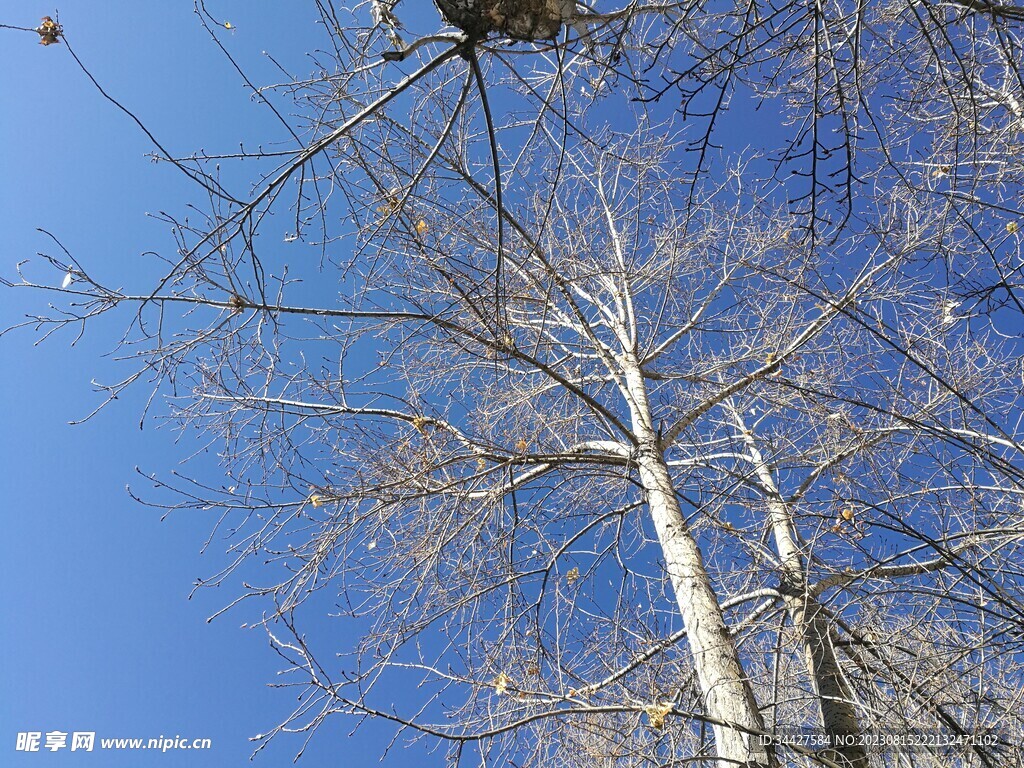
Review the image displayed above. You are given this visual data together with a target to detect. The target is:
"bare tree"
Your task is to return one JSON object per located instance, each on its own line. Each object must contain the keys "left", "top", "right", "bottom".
{"left": 6, "top": 1, "right": 1024, "bottom": 766}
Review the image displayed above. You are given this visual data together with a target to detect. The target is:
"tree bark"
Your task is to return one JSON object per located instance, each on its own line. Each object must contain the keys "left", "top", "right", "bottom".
{"left": 623, "top": 363, "right": 774, "bottom": 767}
{"left": 738, "top": 421, "right": 868, "bottom": 768}
{"left": 433, "top": 0, "right": 574, "bottom": 40}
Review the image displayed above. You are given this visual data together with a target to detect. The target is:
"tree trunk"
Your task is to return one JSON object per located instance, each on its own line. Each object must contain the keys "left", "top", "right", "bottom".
{"left": 623, "top": 364, "right": 774, "bottom": 767}
{"left": 739, "top": 423, "right": 868, "bottom": 768}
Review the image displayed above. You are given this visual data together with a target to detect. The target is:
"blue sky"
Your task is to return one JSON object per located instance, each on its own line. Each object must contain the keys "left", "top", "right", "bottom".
{"left": 0, "top": 3, "right": 443, "bottom": 766}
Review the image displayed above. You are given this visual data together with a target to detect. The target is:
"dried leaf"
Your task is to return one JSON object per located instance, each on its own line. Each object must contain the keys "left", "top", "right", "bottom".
{"left": 515, "top": 438, "right": 528, "bottom": 453}
{"left": 415, "top": 219, "right": 428, "bottom": 235}
{"left": 310, "top": 494, "right": 324, "bottom": 508}
{"left": 840, "top": 507, "right": 856, "bottom": 522}
{"left": 412, "top": 416, "right": 430, "bottom": 434}
{"left": 378, "top": 188, "right": 401, "bottom": 216}
{"left": 566, "top": 566, "right": 580, "bottom": 584}
{"left": 37, "top": 16, "right": 62, "bottom": 46}
{"left": 476, "top": 457, "right": 487, "bottom": 470}
{"left": 493, "top": 672, "right": 511, "bottom": 695}
{"left": 644, "top": 702, "right": 673, "bottom": 729}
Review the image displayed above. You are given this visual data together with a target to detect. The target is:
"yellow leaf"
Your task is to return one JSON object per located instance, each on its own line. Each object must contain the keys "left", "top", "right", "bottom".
{"left": 223, "top": 21, "right": 233, "bottom": 29}
{"left": 415, "top": 219, "right": 428, "bottom": 235}
{"left": 310, "top": 494, "right": 324, "bottom": 508}
{"left": 476, "top": 457, "right": 488, "bottom": 470}
{"left": 644, "top": 702, "right": 673, "bottom": 729}
{"left": 36, "top": 16, "right": 61, "bottom": 45}
{"left": 566, "top": 566, "right": 580, "bottom": 584}
{"left": 411, "top": 416, "right": 430, "bottom": 434}
{"left": 1008, "top": 221, "right": 1019, "bottom": 234}
{"left": 493, "top": 672, "right": 511, "bottom": 695}
{"left": 378, "top": 188, "right": 402, "bottom": 217}
{"left": 515, "top": 438, "right": 529, "bottom": 453}
{"left": 840, "top": 507, "right": 855, "bottom": 522}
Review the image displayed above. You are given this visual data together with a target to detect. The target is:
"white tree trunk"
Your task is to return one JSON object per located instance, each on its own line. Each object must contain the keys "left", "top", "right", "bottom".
{"left": 738, "top": 420, "right": 868, "bottom": 768}
{"left": 623, "top": 364, "right": 773, "bottom": 767}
